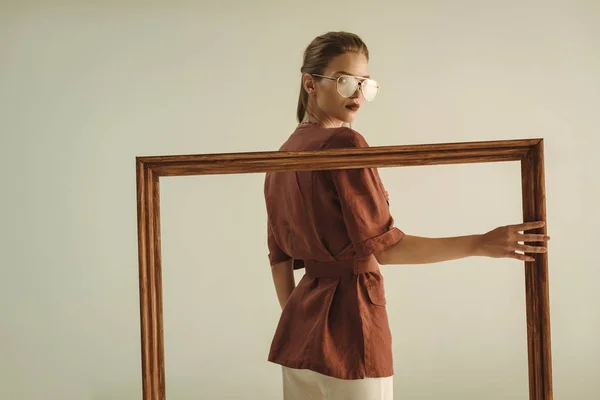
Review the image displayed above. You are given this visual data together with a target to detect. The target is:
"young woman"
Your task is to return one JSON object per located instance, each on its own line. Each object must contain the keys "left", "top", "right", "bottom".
{"left": 263, "top": 31, "right": 549, "bottom": 400}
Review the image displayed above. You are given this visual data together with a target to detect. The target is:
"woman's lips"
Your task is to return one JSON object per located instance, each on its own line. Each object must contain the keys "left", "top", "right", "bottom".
{"left": 346, "top": 104, "right": 360, "bottom": 112}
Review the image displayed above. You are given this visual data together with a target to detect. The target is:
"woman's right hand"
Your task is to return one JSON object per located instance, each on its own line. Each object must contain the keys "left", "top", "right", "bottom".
{"left": 476, "top": 221, "right": 550, "bottom": 262}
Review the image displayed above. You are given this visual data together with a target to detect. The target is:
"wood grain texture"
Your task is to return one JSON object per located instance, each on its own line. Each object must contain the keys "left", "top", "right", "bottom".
{"left": 136, "top": 160, "right": 150, "bottom": 400}
{"left": 521, "top": 139, "right": 553, "bottom": 400}
{"left": 135, "top": 138, "right": 553, "bottom": 400}
{"left": 138, "top": 138, "right": 538, "bottom": 177}
{"left": 137, "top": 161, "right": 165, "bottom": 400}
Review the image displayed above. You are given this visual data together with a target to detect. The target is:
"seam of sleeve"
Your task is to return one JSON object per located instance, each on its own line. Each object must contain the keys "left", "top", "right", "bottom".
{"left": 322, "top": 127, "right": 362, "bottom": 150}
{"left": 269, "top": 252, "right": 292, "bottom": 266}
{"left": 268, "top": 221, "right": 292, "bottom": 266}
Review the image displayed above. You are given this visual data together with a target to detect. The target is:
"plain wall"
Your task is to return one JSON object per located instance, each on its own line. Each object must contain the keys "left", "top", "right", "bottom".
{"left": 1, "top": 1, "right": 598, "bottom": 399}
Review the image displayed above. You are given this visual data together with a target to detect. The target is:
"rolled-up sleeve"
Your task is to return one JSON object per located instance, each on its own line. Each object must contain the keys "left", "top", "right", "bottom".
{"left": 327, "top": 128, "right": 404, "bottom": 257}
{"left": 267, "top": 223, "right": 291, "bottom": 266}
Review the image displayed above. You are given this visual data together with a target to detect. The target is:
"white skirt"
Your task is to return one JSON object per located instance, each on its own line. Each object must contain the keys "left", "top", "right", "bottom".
{"left": 282, "top": 367, "right": 394, "bottom": 400}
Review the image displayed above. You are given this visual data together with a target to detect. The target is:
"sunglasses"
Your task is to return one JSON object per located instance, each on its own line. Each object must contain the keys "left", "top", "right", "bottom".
{"left": 312, "top": 73, "right": 380, "bottom": 102}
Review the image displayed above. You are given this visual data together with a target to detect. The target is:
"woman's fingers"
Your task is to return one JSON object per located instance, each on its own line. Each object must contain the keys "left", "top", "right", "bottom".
{"left": 510, "top": 221, "right": 546, "bottom": 232}
{"left": 507, "top": 251, "right": 536, "bottom": 262}
{"left": 510, "top": 240, "right": 548, "bottom": 263}
{"left": 481, "top": 221, "right": 550, "bottom": 262}
{"left": 515, "top": 233, "right": 551, "bottom": 243}
{"left": 514, "top": 244, "right": 547, "bottom": 253}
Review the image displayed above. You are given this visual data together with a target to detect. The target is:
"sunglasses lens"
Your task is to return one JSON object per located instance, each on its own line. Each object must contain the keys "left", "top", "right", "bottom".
{"left": 361, "top": 79, "right": 379, "bottom": 101}
{"left": 336, "top": 75, "right": 358, "bottom": 98}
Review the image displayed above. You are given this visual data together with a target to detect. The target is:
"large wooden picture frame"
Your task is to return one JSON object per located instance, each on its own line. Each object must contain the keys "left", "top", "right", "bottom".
{"left": 136, "top": 138, "right": 552, "bottom": 400}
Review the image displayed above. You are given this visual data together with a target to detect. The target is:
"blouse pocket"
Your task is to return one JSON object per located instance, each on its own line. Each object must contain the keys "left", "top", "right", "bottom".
{"left": 366, "top": 283, "right": 387, "bottom": 307}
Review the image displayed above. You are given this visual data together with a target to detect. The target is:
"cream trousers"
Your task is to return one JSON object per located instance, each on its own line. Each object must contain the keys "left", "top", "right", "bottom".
{"left": 282, "top": 367, "right": 394, "bottom": 400}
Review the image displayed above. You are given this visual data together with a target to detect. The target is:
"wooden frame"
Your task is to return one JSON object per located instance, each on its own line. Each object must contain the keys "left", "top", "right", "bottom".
{"left": 136, "top": 138, "right": 552, "bottom": 400}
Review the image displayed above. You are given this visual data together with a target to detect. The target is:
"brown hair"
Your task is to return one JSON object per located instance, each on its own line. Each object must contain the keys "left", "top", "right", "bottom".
{"left": 297, "top": 31, "right": 369, "bottom": 123}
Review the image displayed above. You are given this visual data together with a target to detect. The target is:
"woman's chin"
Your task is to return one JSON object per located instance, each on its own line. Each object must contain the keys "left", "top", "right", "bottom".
{"left": 342, "top": 113, "right": 358, "bottom": 124}
{"left": 337, "top": 108, "right": 357, "bottom": 121}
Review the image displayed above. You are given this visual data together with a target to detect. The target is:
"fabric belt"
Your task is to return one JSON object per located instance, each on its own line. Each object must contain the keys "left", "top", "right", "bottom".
{"left": 304, "top": 256, "right": 380, "bottom": 278}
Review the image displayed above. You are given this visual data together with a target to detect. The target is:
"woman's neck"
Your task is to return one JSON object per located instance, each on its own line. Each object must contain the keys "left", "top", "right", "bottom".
{"left": 300, "top": 115, "right": 345, "bottom": 129}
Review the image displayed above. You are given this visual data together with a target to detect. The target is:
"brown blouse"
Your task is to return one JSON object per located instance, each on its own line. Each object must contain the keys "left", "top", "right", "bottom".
{"left": 264, "top": 123, "right": 405, "bottom": 380}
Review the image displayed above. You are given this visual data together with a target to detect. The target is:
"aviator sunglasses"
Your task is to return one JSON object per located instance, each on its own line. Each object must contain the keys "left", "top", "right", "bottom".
{"left": 312, "top": 73, "right": 380, "bottom": 102}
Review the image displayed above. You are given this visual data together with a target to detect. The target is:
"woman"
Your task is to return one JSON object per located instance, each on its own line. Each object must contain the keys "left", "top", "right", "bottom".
{"left": 263, "top": 31, "right": 549, "bottom": 400}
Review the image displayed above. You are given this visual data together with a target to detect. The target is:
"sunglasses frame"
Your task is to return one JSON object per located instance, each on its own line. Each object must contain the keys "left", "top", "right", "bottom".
{"left": 312, "top": 73, "right": 380, "bottom": 101}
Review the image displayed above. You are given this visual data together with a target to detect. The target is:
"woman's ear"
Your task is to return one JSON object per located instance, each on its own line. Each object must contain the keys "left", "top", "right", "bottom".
{"left": 302, "top": 73, "right": 316, "bottom": 95}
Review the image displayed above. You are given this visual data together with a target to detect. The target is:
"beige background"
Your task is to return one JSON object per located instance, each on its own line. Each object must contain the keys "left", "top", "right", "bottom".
{"left": 1, "top": 0, "right": 598, "bottom": 399}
